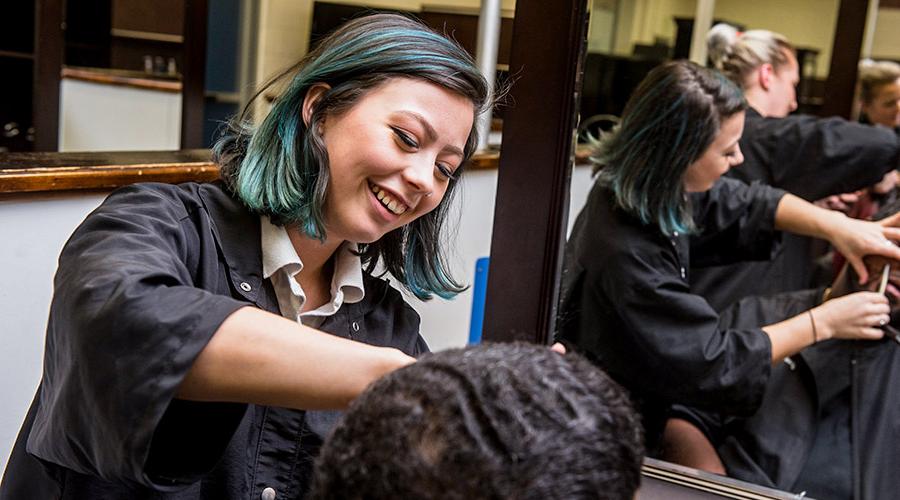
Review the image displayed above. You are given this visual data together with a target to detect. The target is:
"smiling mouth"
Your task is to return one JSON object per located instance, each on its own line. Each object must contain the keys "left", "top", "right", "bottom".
{"left": 370, "top": 184, "right": 409, "bottom": 215}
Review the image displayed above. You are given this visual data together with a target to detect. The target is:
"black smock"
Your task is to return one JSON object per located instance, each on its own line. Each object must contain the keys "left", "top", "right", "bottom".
{"left": 0, "top": 181, "right": 427, "bottom": 499}
{"left": 672, "top": 292, "right": 900, "bottom": 500}
{"left": 555, "top": 177, "right": 784, "bottom": 447}
{"left": 690, "top": 107, "right": 900, "bottom": 310}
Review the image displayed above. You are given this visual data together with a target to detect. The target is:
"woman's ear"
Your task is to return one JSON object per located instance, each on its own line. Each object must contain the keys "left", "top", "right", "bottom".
{"left": 757, "top": 63, "right": 774, "bottom": 91}
{"left": 302, "top": 83, "right": 332, "bottom": 127}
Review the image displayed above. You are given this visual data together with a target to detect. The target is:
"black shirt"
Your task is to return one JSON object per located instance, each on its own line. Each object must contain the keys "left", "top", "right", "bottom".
{"left": 0, "top": 181, "right": 427, "bottom": 499}
{"left": 556, "top": 177, "right": 783, "bottom": 446}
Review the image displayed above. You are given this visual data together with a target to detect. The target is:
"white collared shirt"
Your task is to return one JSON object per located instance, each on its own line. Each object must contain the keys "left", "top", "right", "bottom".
{"left": 260, "top": 216, "right": 364, "bottom": 327}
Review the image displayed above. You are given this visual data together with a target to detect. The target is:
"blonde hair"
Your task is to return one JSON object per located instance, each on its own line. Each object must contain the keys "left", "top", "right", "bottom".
{"left": 858, "top": 59, "right": 900, "bottom": 104}
{"left": 707, "top": 23, "right": 795, "bottom": 88}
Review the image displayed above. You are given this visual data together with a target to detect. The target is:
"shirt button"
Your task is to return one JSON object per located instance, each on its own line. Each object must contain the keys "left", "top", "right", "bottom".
{"left": 351, "top": 321, "right": 360, "bottom": 332}
{"left": 673, "top": 231, "right": 679, "bottom": 237}
{"left": 261, "top": 487, "right": 276, "bottom": 500}
{"left": 680, "top": 267, "right": 686, "bottom": 279}
{"left": 240, "top": 282, "right": 252, "bottom": 292}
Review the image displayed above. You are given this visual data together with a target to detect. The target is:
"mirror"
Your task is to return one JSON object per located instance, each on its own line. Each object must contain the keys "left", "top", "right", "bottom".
{"left": 561, "top": 1, "right": 900, "bottom": 499}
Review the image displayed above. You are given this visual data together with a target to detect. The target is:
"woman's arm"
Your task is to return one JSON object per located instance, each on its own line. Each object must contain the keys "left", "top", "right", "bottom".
{"left": 177, "top": 306, "right": 415, "bottom": 410}
{"left": 762, "top": 291, "right": 889, "bottom": 362}
{"left": 752, "top": 113, "right": 900, "bottom": 200}
{"left": 774, "top": 193, "right": 900, "bottom": 282}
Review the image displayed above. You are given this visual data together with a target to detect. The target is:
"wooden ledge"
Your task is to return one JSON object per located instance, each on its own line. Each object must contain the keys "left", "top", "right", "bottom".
{"left": 0, "top": 147, "right": 592, "bottom": 196}
{"left": 62, "top": 66, "right": 182, "bottom": 93}
{"left": 0, "top": 150, "right": 216, "bottom": 195}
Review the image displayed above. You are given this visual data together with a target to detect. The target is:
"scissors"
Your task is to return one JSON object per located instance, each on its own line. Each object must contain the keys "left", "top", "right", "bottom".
{"left": 877, "top": 264, "right": 900, "bottom": 345}
{"left": 878, "top": 263, "right": 891, "bottom": 295}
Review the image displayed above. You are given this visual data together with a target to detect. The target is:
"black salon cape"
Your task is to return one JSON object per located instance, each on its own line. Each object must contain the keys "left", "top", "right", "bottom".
{"left": 691, "top": 107, "right": 900, "bottom": 310}
{"left": 672, "top": 292, "right": 900, "bottom": 500}
{"left": 0, "top": 181, "right": 427, "bottom": 499}
{"left": 555, "top": 177, "right": 784, "bottom": 447}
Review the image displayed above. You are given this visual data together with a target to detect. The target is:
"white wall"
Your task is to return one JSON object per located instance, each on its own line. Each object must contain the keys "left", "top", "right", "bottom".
{"left": 59, "top": 79, "right": 182, "bottom": 152}
{"left": 406, "top": 167, "right": 498, "bottom": 350}
{"left": 871, "top": 7, "right": 900, "bottom": 60}
{"left": 0, "top": 192, "right": 109, "bottom": 474}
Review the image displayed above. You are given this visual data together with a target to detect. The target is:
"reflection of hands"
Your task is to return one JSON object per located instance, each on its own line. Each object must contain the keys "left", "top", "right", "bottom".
{"left": 872, "top": 170, "right": 900, "bottom": 195}
{"left": 813, "top": 291, "right": 889, "bottom": 341}
{"left": 831, "top": 255, "right": 900, "bottom": 301}
{"left": 815, "top": 192, "right": 861, "bottom": 213}
{"left": 827, "top": 214, "right": 900, "bottom": 283}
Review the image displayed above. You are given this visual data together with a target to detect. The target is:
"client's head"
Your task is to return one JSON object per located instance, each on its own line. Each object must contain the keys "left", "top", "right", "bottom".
{"left": 309, "top": 342, "right": 644, "bottom": 500}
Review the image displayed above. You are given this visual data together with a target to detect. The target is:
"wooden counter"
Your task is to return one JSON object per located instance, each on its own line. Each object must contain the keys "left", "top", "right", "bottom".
{"left": 0, "top": 150, "right": 216, "bottom": 195}
{"left": 0, "top": 147, "right": 592, "bottom": 196}
{"left": 61, "top": 66, "right": 182, "bottom": 93}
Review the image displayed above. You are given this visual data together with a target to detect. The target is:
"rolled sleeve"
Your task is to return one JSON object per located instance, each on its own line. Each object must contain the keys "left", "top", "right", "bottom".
{"left": 597, "top": 245, "right": 772, "bottom": 415}
{"left": 26, "top": 184, "right": 251, "bottom": 487}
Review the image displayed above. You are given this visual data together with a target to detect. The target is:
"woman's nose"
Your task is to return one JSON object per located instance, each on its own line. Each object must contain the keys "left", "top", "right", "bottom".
{"left": 732, "top": 146, "right": 744, "bottom": 166}
{"left": 402, "top": 156, "right": 435, "bottom": 193}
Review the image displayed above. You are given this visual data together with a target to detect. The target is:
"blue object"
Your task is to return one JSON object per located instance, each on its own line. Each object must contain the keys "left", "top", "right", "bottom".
{"left": 468, "top": 257, "right": 490, "bottom": 344}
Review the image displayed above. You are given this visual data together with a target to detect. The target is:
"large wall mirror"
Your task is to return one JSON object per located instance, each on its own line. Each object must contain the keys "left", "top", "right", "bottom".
{"left": 487, "top": 0, "right": 900, "bottom": 498}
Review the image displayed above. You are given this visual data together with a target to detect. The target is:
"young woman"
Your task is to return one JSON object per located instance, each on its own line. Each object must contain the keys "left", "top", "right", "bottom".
{"left": 0, "top": 14, "right": 488, "bottom": 499}
{"left": 828, "top": 61, "right": 900, "bottom": 270}
{"left": 859, "top": 59, "right": 900, "bottom": 131}
{"left": 693, "top": 24, "right": 900, "bottom": 310}
{"left": 554, "top": 60, "right": 900, "bottom": 452}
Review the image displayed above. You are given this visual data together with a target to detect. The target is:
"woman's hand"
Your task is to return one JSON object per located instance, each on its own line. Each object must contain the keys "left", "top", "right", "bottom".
{"left": 812, "top": 291, "right": 889, "bottom": 341}
{"left": 825, "top": 213, "right": 900, "bottom": 283}
{"left": 814, "top": 192, "right": 860, "bottom": 214}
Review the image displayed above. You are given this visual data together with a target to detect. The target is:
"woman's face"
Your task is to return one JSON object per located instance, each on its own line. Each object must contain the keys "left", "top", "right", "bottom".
{"left": 316, "top": 77, "right": 475, "bottom": 244}
{"left": 766, "top": 52, "right": 800, "bottom": 118}
{"left": 683, "top": 111, "right": 746, "bottom": 193}
{"left": 862, "top": 79, "right": 900, "bottom": 129}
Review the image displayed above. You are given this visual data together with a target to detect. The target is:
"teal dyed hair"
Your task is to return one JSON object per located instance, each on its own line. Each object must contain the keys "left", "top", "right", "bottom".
{"left": 593, "top": 61, "right": 745, "bottom": 235}
{"left": 213, "top": 13, "right": 490, "bottom": 300}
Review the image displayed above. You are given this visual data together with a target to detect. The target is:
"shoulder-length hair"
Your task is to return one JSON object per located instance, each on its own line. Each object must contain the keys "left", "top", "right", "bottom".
{"left": 213, "top": 13, "right": 489, "bottom": 300}
{"left": 593, "top": 60, "right": 746, "bottom": 235}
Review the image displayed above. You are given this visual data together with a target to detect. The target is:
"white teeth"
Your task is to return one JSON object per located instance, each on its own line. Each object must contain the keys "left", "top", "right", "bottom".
{"left": 369, "top": 184, "right": 408, "bottom": 215}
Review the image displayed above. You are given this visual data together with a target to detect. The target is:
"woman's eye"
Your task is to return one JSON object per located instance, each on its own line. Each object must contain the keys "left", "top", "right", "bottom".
{"left": 436, "top": 163, "right": 457, "bottom": 181}
{"left": 392, "top": 127, "right": 418, "bottom": 148}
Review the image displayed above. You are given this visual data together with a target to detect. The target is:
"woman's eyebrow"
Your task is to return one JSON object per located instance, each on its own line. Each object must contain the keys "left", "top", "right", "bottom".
{"left": 396, "top": 111, "right": 464, "bottom": 157}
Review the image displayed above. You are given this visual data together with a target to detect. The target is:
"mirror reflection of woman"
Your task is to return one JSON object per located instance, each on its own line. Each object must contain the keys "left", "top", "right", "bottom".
{"left": 859, "top": 59, "right": 900, "bottom": 132}
{"left": 0, "top": 14, "right": 488, "bottom": 499}
{"left": 829, "top": 61, "right": 900, "bottom": 265}
{"left": 693, "top": 24, "right": 900, "bottom": 311}
{"left": 555, "top": 60, "right": 900, "bottom": 454}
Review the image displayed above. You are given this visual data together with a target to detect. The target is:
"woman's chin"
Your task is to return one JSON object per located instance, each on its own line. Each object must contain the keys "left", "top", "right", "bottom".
{"left": 351, "top": 226, "right": 392, "bottom": 244}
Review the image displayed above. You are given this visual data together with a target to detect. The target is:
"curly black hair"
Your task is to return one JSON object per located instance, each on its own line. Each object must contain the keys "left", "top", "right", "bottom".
{"left": 309, "top": 342, "right": 644, "bottom": 500}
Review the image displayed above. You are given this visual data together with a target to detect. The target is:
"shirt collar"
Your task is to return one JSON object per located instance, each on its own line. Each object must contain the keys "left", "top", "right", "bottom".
{"left": 259, "top": 216, "right": 365, "bottom": 304}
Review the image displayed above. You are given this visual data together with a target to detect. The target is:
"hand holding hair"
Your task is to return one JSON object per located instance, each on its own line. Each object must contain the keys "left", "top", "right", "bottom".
{"left": 774, "top": 193, "right": 900, "bottom": 283}
{"left": 827, "top": 213, "right": 900, "bottom": 284}
{"left": 810, "top": 292, "right": 890, "bottom": 342}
